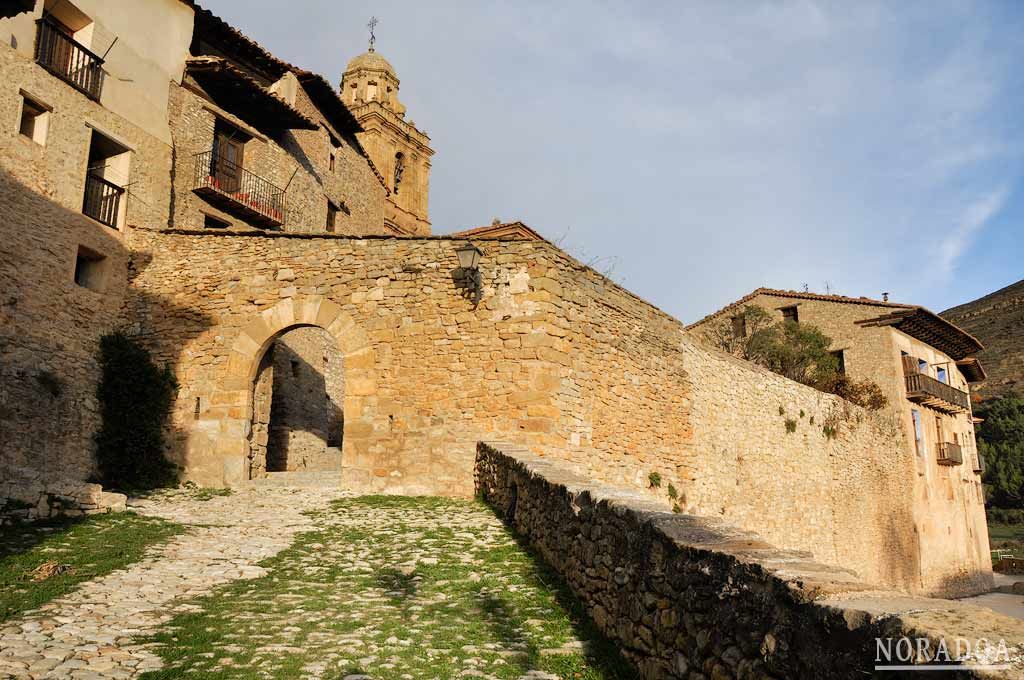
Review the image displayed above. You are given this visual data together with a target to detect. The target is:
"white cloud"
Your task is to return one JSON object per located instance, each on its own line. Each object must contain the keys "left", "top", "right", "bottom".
{"left": 934, "top": 186, "right": 1011, "bottom": 279}
{"left": 211, "top": 0, "right": 1023, "bottom": 318}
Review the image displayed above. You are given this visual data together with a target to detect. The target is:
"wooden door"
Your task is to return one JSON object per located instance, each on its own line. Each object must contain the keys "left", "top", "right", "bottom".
{"left": 213, "top": 128, "right": 244, "bottom": 193}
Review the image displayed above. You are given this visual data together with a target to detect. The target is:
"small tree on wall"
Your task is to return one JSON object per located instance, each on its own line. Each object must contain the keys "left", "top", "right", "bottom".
{"left": 94, "top": 332, "right": 179, "bottom": 490}
{"left": 701, "top": 306, "right": 887, "bottom": 411}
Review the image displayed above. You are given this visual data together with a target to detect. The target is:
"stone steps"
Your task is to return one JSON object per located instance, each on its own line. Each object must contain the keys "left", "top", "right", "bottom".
{"left": 243, "top": 470, "right": 343, "bottom": 488}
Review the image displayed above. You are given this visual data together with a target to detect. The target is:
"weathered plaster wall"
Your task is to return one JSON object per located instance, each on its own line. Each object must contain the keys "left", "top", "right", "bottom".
{"left": 0, "top": 0, "right": 194, "bottom": 144}
{"left": 475, "top": 443, "right": 1024, "bottom": 680}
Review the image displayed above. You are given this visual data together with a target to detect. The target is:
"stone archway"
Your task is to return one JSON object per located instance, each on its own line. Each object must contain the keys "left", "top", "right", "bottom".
{"left": 249, "top": 326, "right": 345, "bottom": 476}
{"left": 213, "top": 296, "right": 375, "bottom": 486}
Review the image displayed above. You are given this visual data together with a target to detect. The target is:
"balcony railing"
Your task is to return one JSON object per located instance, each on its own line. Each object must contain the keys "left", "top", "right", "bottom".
{"left": 192, "top": 150, "right": 285, "bottom": 227}
{"left": 904, "top": 372, "right": 971, "bottom": 414}
{"left": 34, "top": 18, "right": 104, "bottom": 101}
{"left": 937, "top": 442, "right": 963, "bottom": 466}
{"left": 82, "top": 172, "right": 123, "bottom": 228}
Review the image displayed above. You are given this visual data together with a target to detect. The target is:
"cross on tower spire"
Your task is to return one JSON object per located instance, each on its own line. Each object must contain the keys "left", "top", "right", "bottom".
{"left": 367, "top": 16, "right": 379, "bottom": 51}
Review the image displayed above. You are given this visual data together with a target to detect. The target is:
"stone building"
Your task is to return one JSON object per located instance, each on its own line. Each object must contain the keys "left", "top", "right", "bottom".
{"left": 0, "top": 0, "right": 995, "bottom": 597}
{"left": 687, "top": 288, "right": 991, "bottom": 595}
{"left": 340, "top": 44, "right": 433, "bottom": 235}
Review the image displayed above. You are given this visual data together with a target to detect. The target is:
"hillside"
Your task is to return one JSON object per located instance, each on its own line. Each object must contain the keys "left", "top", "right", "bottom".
{"left": 942, "top": 278, "right": 1024, "bottom": 401}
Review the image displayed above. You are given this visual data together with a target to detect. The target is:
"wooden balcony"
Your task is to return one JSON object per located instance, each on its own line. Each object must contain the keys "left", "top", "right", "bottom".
{"left": 973, "top": 452, "right": 986, "bottom": 475}
{"left": 82, "top": 173, "right": 123, "bottom": 228}
{"left": 904, "top": 372, "right": 971, "bottom": 415}
{"left": 34, "top": 18, "right": 104, "bottom": 101}
{"left": 192, "top": 150, "right": 285, "bottom": 227}
{"left": 937, "top": 442, "right": 963, "bottom": 466}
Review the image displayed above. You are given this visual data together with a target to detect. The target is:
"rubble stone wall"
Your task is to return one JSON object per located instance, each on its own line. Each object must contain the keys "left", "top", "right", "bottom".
{"left": 475, "top": 443, "right": 1019, "bottom": 679}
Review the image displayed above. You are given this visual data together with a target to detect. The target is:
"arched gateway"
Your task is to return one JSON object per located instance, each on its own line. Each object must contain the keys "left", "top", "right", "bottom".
{"left": 211, "top": 296, "right": 375, "bottom": 486}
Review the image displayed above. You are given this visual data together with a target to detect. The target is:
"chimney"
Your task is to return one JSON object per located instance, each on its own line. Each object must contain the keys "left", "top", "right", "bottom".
{"left": 882, "top": 292, "right": 890, "bottom": 302}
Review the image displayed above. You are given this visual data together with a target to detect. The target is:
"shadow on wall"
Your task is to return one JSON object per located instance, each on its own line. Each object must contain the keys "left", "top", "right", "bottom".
{"left": 256, "top": 326, "right": 345, "bottom": 474}
{"left": 0, "top": 167, "right": 212, "bottom": 486}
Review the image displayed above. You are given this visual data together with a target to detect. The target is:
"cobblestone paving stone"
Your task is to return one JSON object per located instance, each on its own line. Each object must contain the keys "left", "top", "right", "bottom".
{"left": 141, "top": 496, "right": 633, "bottom": 680}
{"left": 0, "top": 492, "right": 633, "bottom": 680}
{"left": 0, "top": 488, "right": 342, "bottom": 679}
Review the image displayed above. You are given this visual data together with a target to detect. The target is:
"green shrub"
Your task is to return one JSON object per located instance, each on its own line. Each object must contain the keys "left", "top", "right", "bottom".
{"left": 648, "top": 472, "right": 661, "bottom": 488}
{"left": 784, "top": 418, "right": 797, "bottom": 433}
{"left": 977, "top": 394, "right": 1024, "bottom": 509}
{"left": 666, "top": 483, "right": 678, "bottom": 500}
{"left": 94, "top": 332, "right": 178, "bottom": 491}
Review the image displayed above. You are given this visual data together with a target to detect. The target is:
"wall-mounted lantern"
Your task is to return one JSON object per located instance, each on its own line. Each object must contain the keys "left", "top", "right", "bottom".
{"left": 455, "top": 241, "right": 483, "bottom": 306}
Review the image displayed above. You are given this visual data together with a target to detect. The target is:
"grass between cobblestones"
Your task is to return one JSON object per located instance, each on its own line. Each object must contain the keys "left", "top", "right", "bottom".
{"left": 0, "top": 512, "right": 184, "bottom": 622}
{"left": 141, "top": 495, "right": 638, "bottom": 679}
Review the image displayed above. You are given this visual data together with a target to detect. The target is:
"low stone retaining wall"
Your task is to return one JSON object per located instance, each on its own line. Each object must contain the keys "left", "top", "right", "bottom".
{"left": 0, "top": 468, "right": 127, "bottom": 525}
{"left": 476, "top": 442, "right": 1024, "bottom": 679}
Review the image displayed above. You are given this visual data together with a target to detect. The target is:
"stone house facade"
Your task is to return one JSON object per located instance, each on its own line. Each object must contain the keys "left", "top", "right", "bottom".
{"left": 688, "top": 288, "right": 991, "bottom": 595}
{"left": 0, "top": 0, "right": 994, "bottom": 598}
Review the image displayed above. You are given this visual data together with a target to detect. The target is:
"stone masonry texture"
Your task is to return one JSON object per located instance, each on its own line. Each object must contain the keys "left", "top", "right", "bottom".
{"left": 112, "top": 226, "right": 986, "bottom": 595}
{"left": 475, "top": 442, "right": 1024, "bottom": 679}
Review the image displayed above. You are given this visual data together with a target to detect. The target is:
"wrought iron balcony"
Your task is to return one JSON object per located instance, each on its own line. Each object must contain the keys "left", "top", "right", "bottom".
{"left": 34, "top": 18, "right": 104, "bottom": 101}
{"left": 937, "top": 442, "right": 963, "bottom": 466}
{"left": 192, "top": 150, "right": 285, "bottom": 227}
{"left": 82, "top": 172, "right": 123, "bottom": 228}
{"left": 904, "top": 372, "right": 971, "bottom": 414}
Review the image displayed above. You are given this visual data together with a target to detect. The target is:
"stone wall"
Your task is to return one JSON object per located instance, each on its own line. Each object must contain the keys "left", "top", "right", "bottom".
{"left": 475, "top": 443, "right": 1024, "bottom": 679}
{"left": 0, "top": 40, "right": 176, "bottom": 484}
{"left": 0, "top": 468, "right": 127, "bottom": 526}
{"left": 120, "top": 229, "right": 988, "bottom": 594}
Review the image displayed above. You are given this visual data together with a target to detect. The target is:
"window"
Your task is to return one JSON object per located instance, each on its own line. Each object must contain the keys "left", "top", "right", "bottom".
{"left": 731, "top": 315, "right": 746, "bottom": 339}
{"left": 326, "top": 201, "right": 338, "bottom": 232}
{"left": 18, "top": 94, "right": 49, "bottom": 145}
{"left": 328, "top": 134, "right": 341, "bottom": 173}
{"left": 936, "top": 366, "right": 947, "bottom": 384}
{"left": 290, "top": 359, "right": 300, "bottom": 377}
{"left": 935, "top": 416, "right": 943, "bottom": 444}
{"left": 911, "top": 409, "right": 924, "bottom": 457}
{"left": 203, "top": 214, "right": 230, "bottom": 229}
{"left": 918, "top": 358, "right": 929, "bottom": 376}
{"left": 366, "top": 81, "right": 377, "bottom": 101}
{"left": 83, "top": 128, "right": 129, "bottom": 228}
{"left": 393, "top": 151, "right": 404, "bottom": 194}
{"left": 830, "top": 350, "right": 845, "bottom": 375}
{"left": 781, "top": 306, "right": 798, "bottom": 323}
{"left": 73, "top": 245, "right": 106, "bottom": 291}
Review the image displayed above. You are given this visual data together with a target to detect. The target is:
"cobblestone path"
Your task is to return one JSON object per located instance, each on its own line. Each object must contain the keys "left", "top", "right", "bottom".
{"left": 0, "top": 488, "right": 342, "bottom": 679}
{"left": 0, "top": 492, "right": 633, "bottom": 680}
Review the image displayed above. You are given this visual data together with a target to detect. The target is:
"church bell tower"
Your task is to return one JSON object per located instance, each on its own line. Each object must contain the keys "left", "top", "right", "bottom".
{"left": 341, "top": 21, "right": 434, "bottom": 235}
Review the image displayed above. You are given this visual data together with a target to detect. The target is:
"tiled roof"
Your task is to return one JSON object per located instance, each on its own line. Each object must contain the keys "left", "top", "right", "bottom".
{"left": 688, "top": 287, "right": 983, "bottom": 361}
{"left": 449, "top": 221, "right": 544, "bottom": 241}
{"left": 186, "top": 57, "right": 318, "bottom": 131}
{"left": 183, "top": 2, "right": 389, "bottom": 194}
{"left": 686, "top": 287, "right": 914, "bottom": 330}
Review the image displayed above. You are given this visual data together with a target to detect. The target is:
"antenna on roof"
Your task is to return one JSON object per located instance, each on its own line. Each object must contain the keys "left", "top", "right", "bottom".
{"left": 802, "top": 283, "right": 809, "bottom": 292}
{"left": 367, "top": 16, "right": 379, "bottom": 51}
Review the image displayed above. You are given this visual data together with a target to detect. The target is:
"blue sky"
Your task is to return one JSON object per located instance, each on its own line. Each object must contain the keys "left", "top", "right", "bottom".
{"left": 210, "top": 0, "right": 1023, "bottom": 322}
